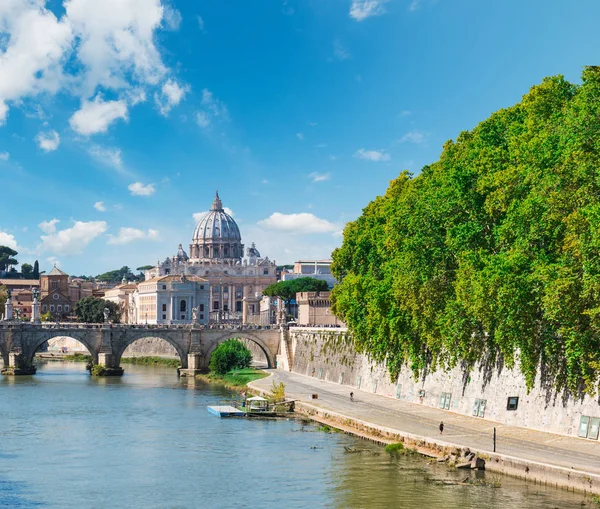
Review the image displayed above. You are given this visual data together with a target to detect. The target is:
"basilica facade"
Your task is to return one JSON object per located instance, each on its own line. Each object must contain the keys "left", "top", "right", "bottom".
{"left": 145, "top": 192, "right": 277, "bottom": 322}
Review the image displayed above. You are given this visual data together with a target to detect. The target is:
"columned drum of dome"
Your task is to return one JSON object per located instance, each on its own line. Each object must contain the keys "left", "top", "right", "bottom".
{"left": 190, "top": 191, "right": 244, "bottom": 262}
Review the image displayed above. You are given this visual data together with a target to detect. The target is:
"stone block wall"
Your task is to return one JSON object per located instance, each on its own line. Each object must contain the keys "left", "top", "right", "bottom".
{"left": 287, "top": 327, "right": 600, "bottom": 439}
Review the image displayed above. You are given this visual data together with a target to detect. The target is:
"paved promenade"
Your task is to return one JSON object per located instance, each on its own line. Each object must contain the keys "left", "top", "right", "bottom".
{"left": 250, "top": 369, "right": 600, "bottom": 477}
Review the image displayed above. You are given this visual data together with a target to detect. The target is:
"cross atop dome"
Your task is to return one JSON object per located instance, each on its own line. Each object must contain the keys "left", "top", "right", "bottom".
{"left": 211, "top": 190, "right": 223, "bottom": 212}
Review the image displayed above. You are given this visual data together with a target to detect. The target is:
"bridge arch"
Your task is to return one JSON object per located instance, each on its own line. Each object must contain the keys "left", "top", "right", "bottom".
{"left": 25, "top": 332, "right": 98, "bottom": 366}
{"left": 204, "top": 332, "right": 277, "bottom": 369}
{"left": 115, "top": 332, "right": 188, "bottom": 369}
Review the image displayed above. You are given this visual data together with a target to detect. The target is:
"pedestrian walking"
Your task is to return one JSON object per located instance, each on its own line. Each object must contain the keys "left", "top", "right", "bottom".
{"left": 350, "top": 392, "right": 354, "bottom": 402}
{"left": 439, "top": 421, "right": 444, "bottom": 435}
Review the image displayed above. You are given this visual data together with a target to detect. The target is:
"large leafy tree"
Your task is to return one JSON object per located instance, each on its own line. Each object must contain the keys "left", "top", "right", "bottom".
{"left": 20, "top": 263, "right": 33, "bottom": 278}
{"left": 209, "top": 339, "right": 252, "bottom": 375}
{"left": 96, "top": 266, "right": 139, "bottom": 283}
{"left": 332, "top": 67, "right": 600, "bottom": 395}
{"left": 74, "top": 297, "right": 121, "bottom": 323}
{"left": 0, "top": 246, "right": 18, "bottom": 272}
{"left": 262, "top": 277, "right": 329, "bottom": 302}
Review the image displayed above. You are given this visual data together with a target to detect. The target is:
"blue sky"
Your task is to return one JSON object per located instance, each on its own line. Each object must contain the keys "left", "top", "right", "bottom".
{"left": 1, "top": 0, "right": 599, "bottom": 276}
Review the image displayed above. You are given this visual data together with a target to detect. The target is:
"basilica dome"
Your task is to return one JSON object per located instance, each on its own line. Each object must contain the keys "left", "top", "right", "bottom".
{"left": 190, "top": 192, "right": 244, "bottom": 261}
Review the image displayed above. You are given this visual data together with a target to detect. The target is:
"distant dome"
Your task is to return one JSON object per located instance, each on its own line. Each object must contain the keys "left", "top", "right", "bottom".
{"left": 176, "top": 244, "right": 189, "bottom": 261}
{"left": 192, "top": 192, "right": 241, "bottom": 243}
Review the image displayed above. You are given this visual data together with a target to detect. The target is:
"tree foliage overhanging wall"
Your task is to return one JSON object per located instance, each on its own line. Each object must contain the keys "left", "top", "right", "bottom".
{"left": 331, "top": 67, "right": 600, "bottom": 395}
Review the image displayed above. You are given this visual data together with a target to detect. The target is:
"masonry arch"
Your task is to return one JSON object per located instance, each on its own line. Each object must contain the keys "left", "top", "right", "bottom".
{"left": 116, "top": 333, "right": 188, "bottom": 369}
{"left": 26, "top": 333, "right": 98, "bottom": 367}
{"left": 205, "top": 332, "right": 276, "bottom": 369}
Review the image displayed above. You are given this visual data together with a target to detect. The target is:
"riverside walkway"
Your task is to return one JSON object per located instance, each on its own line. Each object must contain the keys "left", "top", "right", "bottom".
{"left": 250, "top": 370, "right": 600, "bottom": 483}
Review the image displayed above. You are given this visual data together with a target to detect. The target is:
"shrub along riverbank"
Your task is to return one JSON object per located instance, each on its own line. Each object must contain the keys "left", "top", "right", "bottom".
{"left": 47, "top": 353, "right": 180, "bottom": 368}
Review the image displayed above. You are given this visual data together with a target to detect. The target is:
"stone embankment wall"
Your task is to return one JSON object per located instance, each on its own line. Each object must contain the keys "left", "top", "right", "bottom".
{"left": 286, "top": 327, "right": 600, "bottom": 440}
{"left": 121, "top": 338, "right": 178, "bottom": 358}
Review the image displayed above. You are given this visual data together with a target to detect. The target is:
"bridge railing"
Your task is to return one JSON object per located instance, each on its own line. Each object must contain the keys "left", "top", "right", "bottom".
{"left": 0, "top": 321, "right": 282, "bottom": 331}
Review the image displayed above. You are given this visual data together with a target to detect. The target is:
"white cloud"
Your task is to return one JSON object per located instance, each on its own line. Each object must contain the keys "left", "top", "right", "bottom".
{"left": 197, "top": 15, "right": 205, "bottom": 31}
{"left": 162, "top": 5, "right": 182, "bottom": 30}
{"left": 39, "top": 220, "right": 108, "bottom": 256}
{"left": 400, "top": 110, "right": 411, "bottom": 117}
{"left": 69, "top": 96, "right": 128, "bottom": 135}
{"left": 196, "top": 88, "right": 228, "bottom": 129}
{"left": 38, "top": 219, "right": 60, "bottom": 235}
{"left": 308, "top": 172, "right": 331, "bottom": 183}
{"left": 354, "top": 148, "right": 391, "bottom": 162}
{"left": 155, "top": 79, "right": 189, "bottom": 116}
{"left": 35, "top": 130, "right": 60, "bottom": 152}
{"left": 258, "top": 212, "right": 338, "bottom": 234}
{"left": 94, "top": 201, "right": 106, "bottom": 212}
{"left": 0, "top": 231, "right": 18, "bottom": 250}
{"left": 399, "top": 130, "right": 426, "bottom": 144}
{"left": 0, "top": 0, "right": 171, "bottom": 125}
{"left": 88, "top": 145, "right": 124, "bottom": 171}
{"left": 349, "top": 0, "right": 389, "bottom": 21}
{"left": 409, "top": 0, "right": 420, "bottom": 11}
{"left": 107, "top": 227, "right": 160, "bottom": 245}
{"left": 296, "top": 132, "right": 304, "bottom": 141}
{"left": 128, "top": 182, "right": 155, "bottom": 196}
{"left": 333, "top": 39, "right": 351, "bottom": 60}
{"left": 0, "top": 151, "right": 9, "bottom": 161}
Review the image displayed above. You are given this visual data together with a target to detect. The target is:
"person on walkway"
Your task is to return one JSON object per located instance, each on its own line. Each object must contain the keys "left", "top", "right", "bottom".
{"left": 439, "top": 421, "right": 444, "bottom": 435}
{"left": 350, "top": 392, "right": 354, "bottom": 402}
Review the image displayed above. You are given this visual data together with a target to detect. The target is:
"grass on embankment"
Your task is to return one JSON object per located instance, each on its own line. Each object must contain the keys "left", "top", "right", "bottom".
{"left": 196, "top": 368, "right": 268, "bottom": 390}
{"left": 120, "top": 356, "right": 180, "bottom": 367}
{"left": 49, "top": 353, "right": 179, "bottom": 368}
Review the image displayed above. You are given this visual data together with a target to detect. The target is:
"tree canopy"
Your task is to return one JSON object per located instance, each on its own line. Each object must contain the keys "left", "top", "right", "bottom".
{"left": 262, "top": 277, "right": 329, "bottom": 302}
{"left": 0, "top": 246, "right": 18, "bottom": 272}
{"left": 209, "top": 339, "right": 252, "bottom": 375}
{"left": 331, "top": 67, "right": 600, "bottom": 396}
{"left": 96, "top": 266, "right": 140, "bottom": 283}
{"left": 74, "top": 297, "right": 121, "bottom": 323}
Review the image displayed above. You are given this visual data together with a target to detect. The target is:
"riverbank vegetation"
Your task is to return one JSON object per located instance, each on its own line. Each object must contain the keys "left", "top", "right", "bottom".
{"left": 331, "top": 67, "right": 600, "bottom": 395}
{"left": 209, "top": 339, "right": 252, "bottom": 374}
{"left": 121, "top": 356, "right": 180, "bottom": 367}
{"left": 197, "top": 368, "right": 268, "bottom": 389}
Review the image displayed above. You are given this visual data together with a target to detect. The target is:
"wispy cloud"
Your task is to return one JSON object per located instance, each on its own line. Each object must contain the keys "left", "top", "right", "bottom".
{"left": 88, "top": 145, "right": 125, "bottom": 172}
{"left": 258, "top": 212, "right": 338, "bottom": 234}
{"left": 128, "top": 182, "right": 156, "bottom": 197}
{"left": 309, "top": 172, "right": 331, "bottom": 183}
{"left": 399, "top": 130, "right": 427, "bottom": 144}
{"left": 94, "top": 201, "right": 106, "bottom": 212}
{"left": 0, "top": 151, "right": 9, "bottom": 161}
{"left": 196, "top": 88, "right": 228, "bottom": 129}
{"left": 154, "top": 79, "right": 189, "bottom": 116}
{"left": 350, "top": 0, "right": 389, "bottom": 21}
{"left": 296, "top": 132, "right": 304, "bottom": 141}
{"left": 107, "top": 227, "right": 160, "bottom": 245}
{"left": 354, "top": 148, "right": 391, "bottom": 162}
{"left": 333, "top": 39, "right": 351, "bottom": 60}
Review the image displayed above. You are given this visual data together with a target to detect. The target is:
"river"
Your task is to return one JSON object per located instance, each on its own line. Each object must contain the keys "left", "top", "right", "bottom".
{"left": 0, "top": 361, "right": 588, "bottom": 508}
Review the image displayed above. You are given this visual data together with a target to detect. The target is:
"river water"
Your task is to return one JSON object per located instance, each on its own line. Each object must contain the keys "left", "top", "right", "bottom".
{"left": 0, "top": 362, "right": 588, "bottom": 509}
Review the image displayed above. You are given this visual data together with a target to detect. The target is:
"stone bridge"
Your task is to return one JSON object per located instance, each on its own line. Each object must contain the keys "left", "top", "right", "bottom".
{"left": 0, "top": 323, "right": 284, "bottom": 376}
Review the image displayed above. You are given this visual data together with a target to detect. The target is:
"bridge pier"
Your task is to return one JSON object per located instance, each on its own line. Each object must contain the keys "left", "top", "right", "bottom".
{"left": 95, "top": 353, "right": 124, "bottom": 377}
{"left": 179, "top": 353, "right": 206, "bottom": 377}
{"left": 1, "top": 352, "right": 37, "bottom": 376}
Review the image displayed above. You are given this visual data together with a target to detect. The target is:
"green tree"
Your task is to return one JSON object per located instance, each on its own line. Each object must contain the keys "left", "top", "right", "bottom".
{"left": 96, "top": 266, "right": 141, "bottom": 283}
{"left": 262, "top": 277, "right": 329, "bottom": 302}
{"left": 0, "top": 284, "right": 7, "bottom": 311}
{"left": 32, "top": 260, "right": 40, "bottom": 279}
{"left": 0, "top": 246, "right": 18, "bottom": 272}
{"left": 331, "top": 67, "right": 600, "bottom": 396}
{"left": 74, "top": 297, "right": 121, "bottom": 323}
{"left": 21, "top": 263, "right": 33, "bottom": 278}
{"left": 136, "top": 265, "right": 154, "bottom": 272}
{"left": 209, "top": 339, "right": 252, "bottom": 375}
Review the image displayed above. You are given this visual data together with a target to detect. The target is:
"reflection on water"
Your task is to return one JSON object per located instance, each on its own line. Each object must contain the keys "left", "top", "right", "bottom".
{"left": 0, "top": 361, "right": 589, "bottom": 508}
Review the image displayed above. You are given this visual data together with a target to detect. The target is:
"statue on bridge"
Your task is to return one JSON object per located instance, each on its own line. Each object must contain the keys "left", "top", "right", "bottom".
{"left": 103, "top": 307, "right": 110, "bottom": 323}
{"left": 191, "top": 306, "right": 200, "bottom": 324}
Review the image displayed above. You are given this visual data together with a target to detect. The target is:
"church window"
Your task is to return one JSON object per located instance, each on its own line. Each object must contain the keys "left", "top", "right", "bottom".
{"left": 180, "top": 300, "right": 186, "bottom": 312}
{"left": 200, "top": 314, "right": 204, "bottom": 320}
{"left": 50, "top": 305, "right": 55, "bottom": 312}
{"left": 57, "top": 305, "right": 62, "bottom": 312}
{"left": 224, "top": 270, "right": 228, "bottom": 275}
{"left": 162, "top": 285, "right": 167, "bottom": 290}
{"left": 224, "top": 246, "right": 229, "bottom": 256}
{"left": 204, "top": 247, "right": 209, "bottom": 256}
{"left": 53, "top": 294, "right": 59, "bottom": 300}
{"left": 224, "top": 304, "right": 228, "bottom": 312}
{"left": 200, "top": 285, "right": 204, "bottom": 290}
{"left": 263, "top": 269, "right": 269, "bottom": 275}
{"left": 199, "top": 304, "right": 204, "bottom": 312}
{"left": 162, "top": 314, "right": 166, "bottom": 320}
{"left": 65, "top": 305, "right": 69, "bottom": 312}
{"left": 51, "top": 281, "right": 58, "bottom": 290}
{"left": 42, "top": 305, "right": 47, "bottom": 312}
{"left": 236, "top": 301, "right": 242, "bottom": 312}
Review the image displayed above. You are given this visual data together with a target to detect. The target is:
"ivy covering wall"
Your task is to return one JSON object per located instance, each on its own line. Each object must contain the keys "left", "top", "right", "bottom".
{"left": 331, "top": 67, "right": 600, "bottom": 395}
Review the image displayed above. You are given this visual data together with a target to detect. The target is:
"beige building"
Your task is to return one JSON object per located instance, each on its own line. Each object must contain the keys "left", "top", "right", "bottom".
{"left": 132, "top": 274, "right": 210, "bottom": 325}
{"left": 146, "top": 192, "right": 277, "bottom": 323}
{"left": 103, "top": 280, "right": 138, "bottom": 323}
{"left": 296, "top": 291, "right": 345, "bottom": 327}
